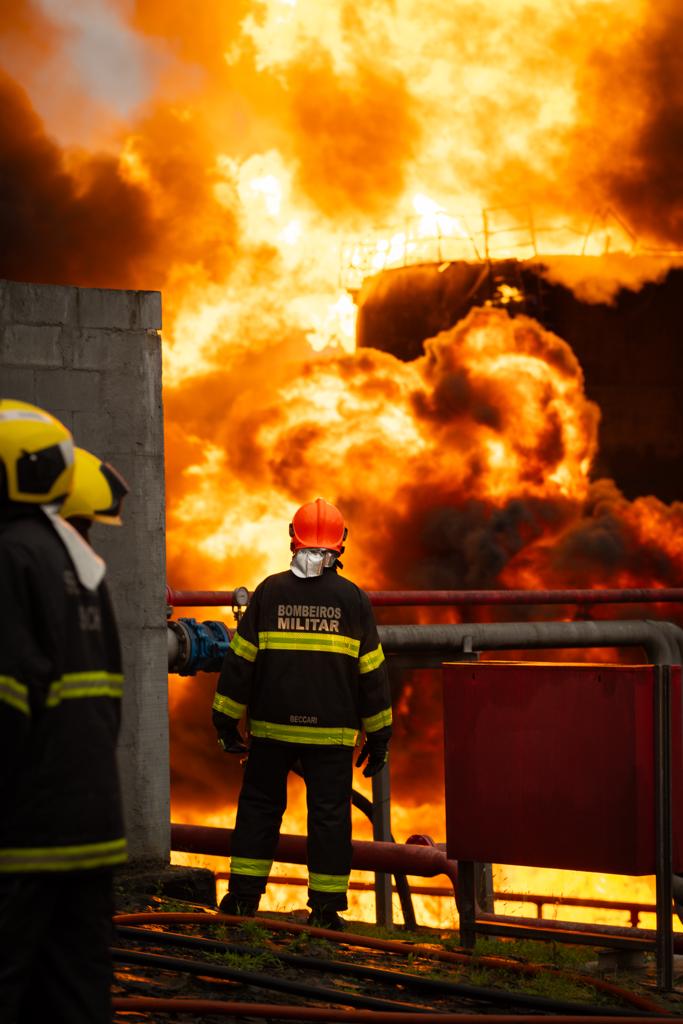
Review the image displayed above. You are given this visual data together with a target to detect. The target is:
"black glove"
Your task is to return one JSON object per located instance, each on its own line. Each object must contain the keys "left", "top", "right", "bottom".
{"left": 355, "top": 739, "right": 388, "bottom": 778}
{"left": 213, "top": 712, "right": 247, "bottom": 754}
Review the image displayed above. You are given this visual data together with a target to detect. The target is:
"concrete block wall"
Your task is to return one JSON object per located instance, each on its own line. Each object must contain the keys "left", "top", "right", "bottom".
{"left": 0, "top": 279, "right": 169, "bottom": 866}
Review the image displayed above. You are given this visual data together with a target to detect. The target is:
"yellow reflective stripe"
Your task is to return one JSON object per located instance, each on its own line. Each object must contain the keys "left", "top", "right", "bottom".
{"left": 47, "top": 672, "right": 123, "bottom": 706}
{"left": 258, "top": 632, "right": 360, "bottom": 658}
{"left": 359, "top": 644, "right": 385, "bottom": 674}
{"left": 0, "top": 837, "right": 127, "bottom": 873}
{"left": 230, "top": 857, "right": 272, "bottom": 877}
{"left": 362, "top": 707, "right": 393, "bottom": 733}
{"left": 309, "top": 872, "right": 349, "bottom": 893}
{"left": 60, "top": 671, "right": 124, "bottom": 684}
{"left": 0, "top": 676, "right": 30, "bottom": 716}
{"left": 249, "top": 719, "right": 357, "bottom": 746}
{"left": 230, "top": 633, "right": 258, "bottom": 663}
{"left": 47, "top": 686, "right": 123, "bottom": 706}
{"left": 213, "top": 693, "right": 246, "bottom": 718}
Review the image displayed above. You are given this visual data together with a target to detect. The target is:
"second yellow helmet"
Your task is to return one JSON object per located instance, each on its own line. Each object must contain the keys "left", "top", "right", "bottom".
{"left": 60, "top": 448, "right": 129, "bottom": 525}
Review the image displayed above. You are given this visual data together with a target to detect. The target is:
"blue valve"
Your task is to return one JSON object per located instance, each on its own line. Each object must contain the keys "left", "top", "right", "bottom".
{"left": 168, "top": 617, "right": 231, "bottom": 675}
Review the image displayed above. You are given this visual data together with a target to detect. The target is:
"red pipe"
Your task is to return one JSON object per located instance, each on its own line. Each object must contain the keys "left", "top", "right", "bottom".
{"left": 166, "top": 585, "right": 683, "bottom": 608}
{"left": 171, "top": 823, "right": 458, "bottom": 894}
{"left": 111, "top": 998, "right": 674, "bottom": 1023}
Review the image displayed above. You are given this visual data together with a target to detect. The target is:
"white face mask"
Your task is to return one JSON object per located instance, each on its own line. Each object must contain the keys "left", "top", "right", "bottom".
{"left": 290, "top": 548, "right": 337, "bottom": 579}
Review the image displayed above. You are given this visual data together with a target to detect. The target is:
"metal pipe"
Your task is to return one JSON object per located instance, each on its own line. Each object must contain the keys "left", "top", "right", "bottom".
{"left": 377, "top": 620, "right": 678, "bottom": 665}
{"left": 171, "top": 824, "right": 458, "bottom": 894}
{"left": 167, "top": 623, "right": 180, "bottom": 666}
{"left": 476, "top": 910, "right": 683, "bottom": 947}
{"left": 474, "top": 921, "right": 653, "bottom": 952}
{"left": 168, "top": 620, "right": 681, "bottom": 673}
{"left": 371, "top": 762, "right": 394, "bottom": 928}
{"left": 167, "top": 585, "right": 683, "bottom": 609}
{"left": 651, "top": 621, "right": 683, "bottom": 666}
{"left": 654, "top": 664, "right": 674, "bottom": 991}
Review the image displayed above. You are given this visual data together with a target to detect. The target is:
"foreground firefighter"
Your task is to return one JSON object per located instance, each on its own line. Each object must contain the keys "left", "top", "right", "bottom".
{"left": 212, "top": 497, "right": 392, "bottom": 929}
{"left": 0, "top": 400, "right": 126, "bottom": 1024}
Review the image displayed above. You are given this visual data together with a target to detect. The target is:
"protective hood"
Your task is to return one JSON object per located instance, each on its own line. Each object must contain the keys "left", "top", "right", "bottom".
{"left": 290, "top": 548, "right": 337, "bottom": 579}
{"left": 41, "top": 504, "right": 106, "bottom": 591}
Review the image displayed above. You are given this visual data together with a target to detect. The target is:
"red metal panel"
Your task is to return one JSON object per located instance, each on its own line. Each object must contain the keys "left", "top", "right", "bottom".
{"left": 442, "top": 662, "right": 683, "bottom": 874}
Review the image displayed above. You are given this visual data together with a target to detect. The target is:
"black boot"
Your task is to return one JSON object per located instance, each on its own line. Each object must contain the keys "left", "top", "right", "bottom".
{"left": 307, "top": 907, "right": 345, "bottom": 930}
{"left": 219, "top": 892, "right": 260, "bottom": 917}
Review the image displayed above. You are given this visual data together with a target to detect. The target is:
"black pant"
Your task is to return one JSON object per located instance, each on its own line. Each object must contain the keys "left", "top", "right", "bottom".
{"left": 0, "top": 869, "right": 114, "bottom": 1024}
{"left": 230, "top": 739, "right": 354, "bottom": 911}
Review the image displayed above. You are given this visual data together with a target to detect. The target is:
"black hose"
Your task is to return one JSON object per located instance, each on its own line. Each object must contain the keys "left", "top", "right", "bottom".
{"left": 112, "top": 946, "right": 435, "bottom": 1014}
{"left": 350, "top": 787, "right": 418, "bottom": 931}
{"left": 115, "top": 926, "right": 655, "bottom": 1017}
{"left": 114, "top": 912, "right": 666, "bottom": 1015}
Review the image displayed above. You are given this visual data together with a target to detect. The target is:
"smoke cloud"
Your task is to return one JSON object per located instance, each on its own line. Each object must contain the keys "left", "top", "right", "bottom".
{"left": 571, "top": 0, "right": 683, "bottom": 247}
{"left": 0, "top": 71, "right": 158, "bottom": 288}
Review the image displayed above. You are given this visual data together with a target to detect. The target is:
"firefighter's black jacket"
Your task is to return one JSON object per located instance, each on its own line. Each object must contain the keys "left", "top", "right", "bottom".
{"left": 213, "top": 568, "right": 392, "bottom": 745}
{"left": 0, "top": 507, "right": 126, "bottom": 872}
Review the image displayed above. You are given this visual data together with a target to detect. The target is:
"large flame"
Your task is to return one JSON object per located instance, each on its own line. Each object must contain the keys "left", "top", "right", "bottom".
{"left": 3, "top": 0, "right": 683, "bottom": 928}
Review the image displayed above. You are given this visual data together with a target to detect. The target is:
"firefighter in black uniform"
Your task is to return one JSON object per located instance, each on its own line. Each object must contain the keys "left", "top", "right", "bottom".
{"left": 0, "top": 400, "right": 126, "bottom": 1024}
{"left": 212, "top": 497, "right": 392, "bottom": 929}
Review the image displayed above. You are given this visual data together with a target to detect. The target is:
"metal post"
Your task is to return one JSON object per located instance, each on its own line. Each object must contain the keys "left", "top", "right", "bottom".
{"left": 457, "top": 860, "right": 477, "bottom": 948}
{"left": 476, "top": 862, "right": 495, "bottom": 912}
{"left": 371, "top": 760, "right": 394, "bottom": 929}
{"left": 654, "top": 663, "right": 674, "bottom": 991}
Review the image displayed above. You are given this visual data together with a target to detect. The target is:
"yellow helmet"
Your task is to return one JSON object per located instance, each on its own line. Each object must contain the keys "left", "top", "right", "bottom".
{"left": 0, "top": 398, "right": 74, "bottom": 504}
{"left": 60, "top": 447, "right": 129, "bottom": 525}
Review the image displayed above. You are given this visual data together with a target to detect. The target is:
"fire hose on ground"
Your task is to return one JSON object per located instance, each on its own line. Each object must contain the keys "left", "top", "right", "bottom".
{"left": 112, "top": 1001, "right": 677, "bottom": 1023}
{"left": 113, "top": 912, "right": 668, "bottom": 1015}
{"left": 114, "top": 921, "right": 661, "bottom": 1016}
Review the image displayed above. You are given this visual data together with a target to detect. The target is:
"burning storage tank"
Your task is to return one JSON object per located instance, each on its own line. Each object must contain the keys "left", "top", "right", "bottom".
{"left": 355, "top": 254, "right": 683, "bottom": 502}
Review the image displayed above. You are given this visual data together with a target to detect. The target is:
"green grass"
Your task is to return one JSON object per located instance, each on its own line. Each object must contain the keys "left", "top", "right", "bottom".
{"left": 334, "top": 920, "right": 433, "bottom": 944}
{"left": 471, "top": 935, "right": 598, "bottom": 970}
{"left": 288, "top": 930, "right": 336, "bottom": 956}
{"left": 206, "top": 947, "right": 282, "bottom": 973}
{"left": 153, "top": 896, "right": 199, "bottom": 913}
{"left": 231, "top": 919, "right": 271, "bottom": 945}
{"left": 462, "top": 962, "right": 615, "bottom": 1004}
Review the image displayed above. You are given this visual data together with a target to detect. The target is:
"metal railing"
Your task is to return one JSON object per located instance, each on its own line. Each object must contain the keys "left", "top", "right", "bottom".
{"left": 213, "top": 872, "right": 664, "bottom": 929}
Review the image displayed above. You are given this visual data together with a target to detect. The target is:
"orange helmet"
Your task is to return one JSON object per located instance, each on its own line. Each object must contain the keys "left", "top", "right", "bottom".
{"left": 289, "top": 498, "right": 347, "bottom": 553}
